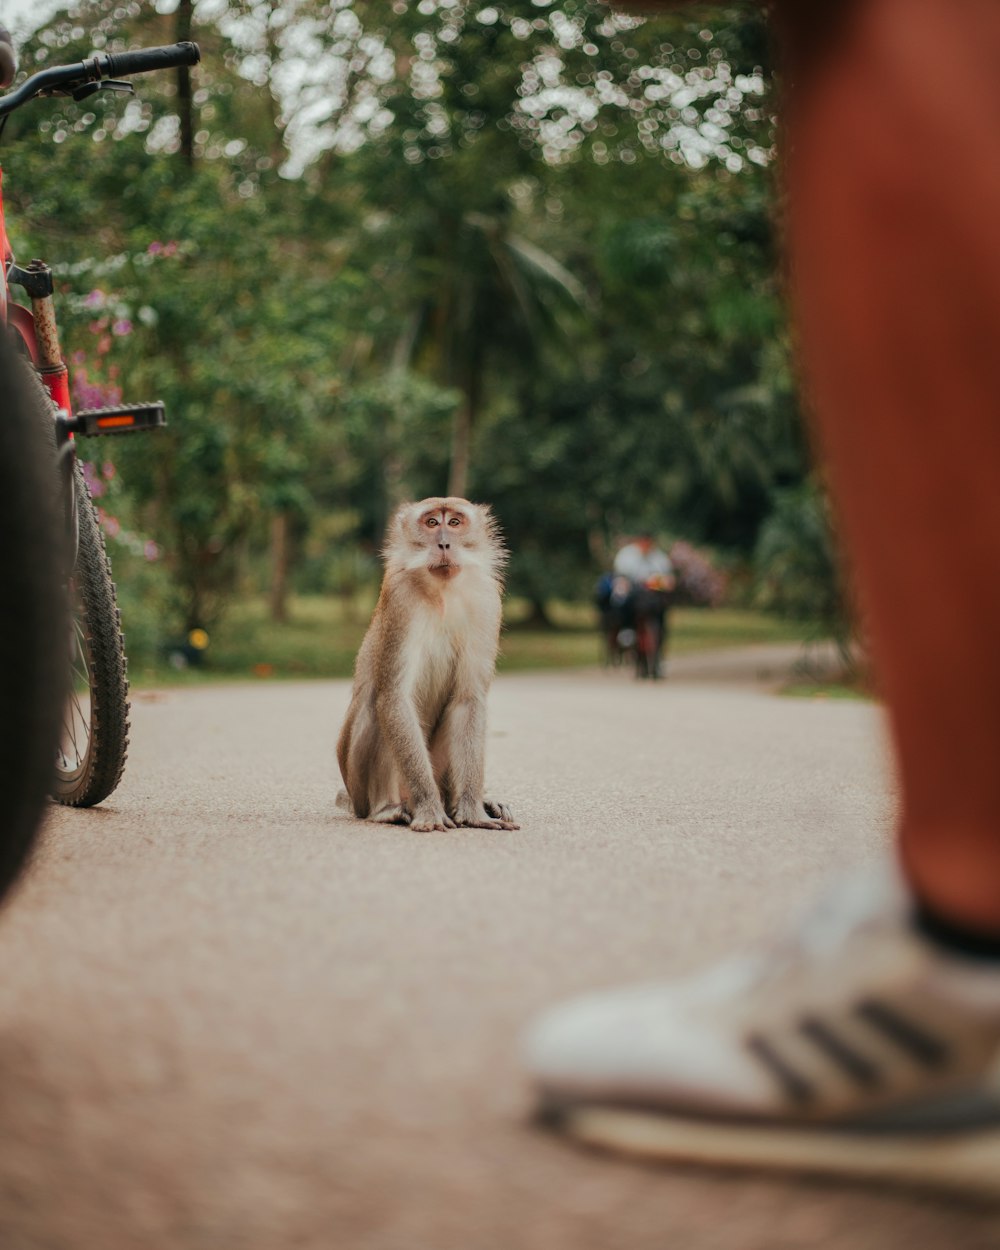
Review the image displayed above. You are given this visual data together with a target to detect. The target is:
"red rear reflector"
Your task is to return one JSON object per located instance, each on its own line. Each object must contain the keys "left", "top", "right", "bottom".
{"left": 97, "top": 415, "right": 136, "bottom": 428}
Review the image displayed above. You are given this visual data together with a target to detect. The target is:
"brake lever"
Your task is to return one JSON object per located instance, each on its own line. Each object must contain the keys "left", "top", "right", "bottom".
{"left": 71, "top": 79, "right": 134, "bottom": 101}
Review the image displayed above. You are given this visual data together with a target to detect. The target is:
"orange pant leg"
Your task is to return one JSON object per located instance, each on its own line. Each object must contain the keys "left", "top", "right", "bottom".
{"left": 781, "top": 0, "right": 1000, "bottom": 931}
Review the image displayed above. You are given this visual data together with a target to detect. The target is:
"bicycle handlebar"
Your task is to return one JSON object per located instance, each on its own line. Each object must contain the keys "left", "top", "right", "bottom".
{"left": 0, "top": 41, "right": 201, "bottom": 118}
{"left": 101, "top": 42, "right": 201, "bottom": 79}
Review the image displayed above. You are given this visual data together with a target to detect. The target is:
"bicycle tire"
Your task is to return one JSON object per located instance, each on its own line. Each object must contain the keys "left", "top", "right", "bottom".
{"left": 0, "top": 348, "right": 67, "bottom": 898}
{"left": 51, "top": 454, "right": 130, "bottom": 807}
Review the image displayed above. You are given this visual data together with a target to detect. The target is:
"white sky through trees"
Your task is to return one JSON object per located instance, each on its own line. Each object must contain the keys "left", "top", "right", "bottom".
{"left": 1, "top": 1, "right": 64, "bottom": 39}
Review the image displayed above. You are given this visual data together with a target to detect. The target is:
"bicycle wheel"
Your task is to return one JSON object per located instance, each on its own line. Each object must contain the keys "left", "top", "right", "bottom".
{"left": 0, "top": 346, "right": 67, "bottom": 898}
{"left": 634, "top": 619, "right": 651, "bottom": 679}
{"left": 52, "top": 455, "right": 130, "bottom": 806}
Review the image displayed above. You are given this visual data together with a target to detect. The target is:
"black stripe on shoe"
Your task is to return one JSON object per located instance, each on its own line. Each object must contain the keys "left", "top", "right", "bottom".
{"left": 745, "top": 1033, "right": 816, "bottom": 1105}
{"left": 798, "top": 1016, "right": 883, "bottom": 1089}
{"left": 855, "top": 998, "right": 950, "bottom": 1069}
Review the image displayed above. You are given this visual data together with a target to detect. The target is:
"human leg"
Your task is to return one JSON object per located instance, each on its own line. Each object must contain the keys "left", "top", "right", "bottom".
{"left": 523, "top": 0, "right": 1000, "bottom": 1184}
{"left": 785, "top": 0, "right": 1000, "bottom": 934}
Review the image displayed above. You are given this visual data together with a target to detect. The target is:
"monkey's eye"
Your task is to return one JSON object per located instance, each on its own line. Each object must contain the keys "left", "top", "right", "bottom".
{"left": 426, "top": 518, "right": 439, "bottom": 528}
{"left": 448, "top": 517, "right": 461, "bottom": 527}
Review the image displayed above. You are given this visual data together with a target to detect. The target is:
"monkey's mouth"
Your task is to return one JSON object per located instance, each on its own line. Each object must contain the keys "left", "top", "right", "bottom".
{"left": 429, "top": 561, "right": 460, "bottom": 578}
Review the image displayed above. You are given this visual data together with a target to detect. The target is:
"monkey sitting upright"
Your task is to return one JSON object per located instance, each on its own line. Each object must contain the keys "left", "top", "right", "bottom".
{"left": 336, "top": 496, "right": 519, "bottom": 832}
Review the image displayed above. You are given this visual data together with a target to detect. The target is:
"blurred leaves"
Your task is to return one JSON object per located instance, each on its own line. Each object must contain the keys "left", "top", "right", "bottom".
{"left": 0, "top": 0, "right": 844, "bottom": 636}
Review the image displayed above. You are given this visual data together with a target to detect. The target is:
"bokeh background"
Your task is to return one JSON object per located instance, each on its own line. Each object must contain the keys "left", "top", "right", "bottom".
{"left": 2, "top": 0, "right": 851, "bottom": 684}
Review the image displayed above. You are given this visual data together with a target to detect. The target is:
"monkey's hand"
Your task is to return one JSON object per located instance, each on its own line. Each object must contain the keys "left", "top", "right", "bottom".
{"left": 452, "top": 797, "right": 520, "bottom": 831}
{"left": 484, "top": 799, "right": 518, "bottom": 828}
{"left": 409, "top": 801, "right": 457, "bottom": 833}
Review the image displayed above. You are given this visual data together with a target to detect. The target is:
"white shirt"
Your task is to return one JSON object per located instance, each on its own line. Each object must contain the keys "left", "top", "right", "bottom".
{"left": 613, "top": 542, "right": 673, "bottom": 583}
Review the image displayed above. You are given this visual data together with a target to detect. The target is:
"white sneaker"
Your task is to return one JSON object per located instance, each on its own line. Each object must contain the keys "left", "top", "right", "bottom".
{"left": 523, "top": 863, "right": 1000, "bottom": 1194}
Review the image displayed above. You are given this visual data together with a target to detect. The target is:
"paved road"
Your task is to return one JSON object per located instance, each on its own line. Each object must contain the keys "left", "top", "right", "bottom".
{"left": 0, "top": 650, "right": 996, "bottom": 1249}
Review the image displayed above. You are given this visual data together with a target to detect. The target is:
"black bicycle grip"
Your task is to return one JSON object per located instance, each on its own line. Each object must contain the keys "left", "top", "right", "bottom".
{"left": 100, "top": 42, "right": 201, "bottom": 79}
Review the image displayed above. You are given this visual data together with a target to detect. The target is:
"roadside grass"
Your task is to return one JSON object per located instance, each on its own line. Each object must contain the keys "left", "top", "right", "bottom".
{"left": 126, "top": 594, "right": 821, "bottom": 687}
{"left": 780, "top": 679, "right": 875, "bottom": 702}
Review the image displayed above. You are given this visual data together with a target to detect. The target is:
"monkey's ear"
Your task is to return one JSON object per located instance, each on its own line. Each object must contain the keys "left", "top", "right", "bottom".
{"left": 382, "top": 502, "right": 418, "bottom": 560}
{"left": 389, "top": 501, "right": 419, "bottom": 531}
{"left": 475, "top": 503, "right": 509, "bottom": 563}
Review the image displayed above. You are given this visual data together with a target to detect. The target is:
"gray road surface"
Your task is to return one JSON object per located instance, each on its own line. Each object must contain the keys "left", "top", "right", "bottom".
{"left": 0, "top": 650, "right": 996, "bottom": 1249}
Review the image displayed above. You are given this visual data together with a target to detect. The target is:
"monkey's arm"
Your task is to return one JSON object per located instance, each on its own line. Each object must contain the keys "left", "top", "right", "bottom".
{"left": 374, "top": 682, "right": 455, "bottom": 833}
{"left": 439, "top": 691, "right": 519, "bottom": 831}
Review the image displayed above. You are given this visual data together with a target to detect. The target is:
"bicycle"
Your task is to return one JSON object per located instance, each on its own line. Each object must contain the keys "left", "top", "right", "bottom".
{"left": 631, "top": 579, "right": 672, "bottom": 680}
{"left": 0, "top": 30, "right": 200, "bottom": 807}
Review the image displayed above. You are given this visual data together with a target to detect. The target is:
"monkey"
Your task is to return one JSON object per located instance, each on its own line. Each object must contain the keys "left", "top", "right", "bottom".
{"left": 336, "top": 496, "right": 519, "bottom": 832}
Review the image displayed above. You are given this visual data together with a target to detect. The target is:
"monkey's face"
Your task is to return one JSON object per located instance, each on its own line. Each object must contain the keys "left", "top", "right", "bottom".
{"left": 385, "top": 496, "right": 504, "bottom": 586}
{"left": 417, "top": 499, "right": 472, "bottom": 579}
{"left": 388, "top": 496, "right": 491, "bottom": 581}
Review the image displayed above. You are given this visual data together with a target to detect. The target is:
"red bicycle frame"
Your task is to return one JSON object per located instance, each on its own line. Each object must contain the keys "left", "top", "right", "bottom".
{"left": 0, "top": 167, "right": 74, "bottom": 416}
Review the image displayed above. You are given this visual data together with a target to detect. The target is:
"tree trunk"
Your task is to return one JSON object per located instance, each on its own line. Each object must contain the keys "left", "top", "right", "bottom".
{"left": 447, "top": 398, "right": 471, "bottom": 498}
{"left": 176, "top": 0, "right": 196, "bottom": 168}
{"left": 447, "top": 362, "right": 481, "bottom": 499}
{"left": 269, "top": 511, "right": 291, "bottom": 623}
{"left": 587, "top": 526, "right": 610, "bottom": 570}
{"left": 262, "top": 9, "right": 287, "bottom": 169}
{"left": 522, "top": 597, "right": 555, "bottom": 629}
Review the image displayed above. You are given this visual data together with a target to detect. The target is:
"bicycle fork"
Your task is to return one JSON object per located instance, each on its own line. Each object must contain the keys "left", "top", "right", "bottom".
{"left": 7, "top": 257, "right": 167, "bottom": 564}
{"left": 8, "top": 257, "right": 166, "bottom": 436}
{"left": 7, "top": 259, "right": 82, "bottom": 559}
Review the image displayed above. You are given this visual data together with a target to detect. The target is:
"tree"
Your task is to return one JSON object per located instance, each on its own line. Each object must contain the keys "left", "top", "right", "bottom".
{"left": 300, "top": 1, "right": 776, "bottom": 499}
{"left": 8, "top": 0, "right": 347, "bottom": 629}
{"left": 6, "top": 0, "right": 826, "bottom": 641}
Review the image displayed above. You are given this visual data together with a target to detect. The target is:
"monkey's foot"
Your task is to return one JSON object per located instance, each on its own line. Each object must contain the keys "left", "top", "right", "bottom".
{"left": 371, "top": 803, "right": 412, "bottom": 826}
{"left": 409, "top": 804, "right": 456, "bottom": 832}
{"left": 453, "top": 800, "right": 520, "bottom": 831}
{"left": 484, "top": 799, "right": 517, "bottom": 826}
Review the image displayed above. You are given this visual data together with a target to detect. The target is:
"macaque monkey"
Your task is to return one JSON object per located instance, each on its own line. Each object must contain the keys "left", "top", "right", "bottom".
{"left": 336, "top": 496, "right": 519, "bottom": 832}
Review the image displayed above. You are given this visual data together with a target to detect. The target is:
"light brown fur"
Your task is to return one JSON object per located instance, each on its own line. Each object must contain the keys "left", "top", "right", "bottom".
{"left": 336, "top": 496, "right": 518, "bottom": 832}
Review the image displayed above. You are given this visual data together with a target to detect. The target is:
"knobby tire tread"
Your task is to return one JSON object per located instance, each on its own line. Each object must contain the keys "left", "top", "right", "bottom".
{"left": 53, "top": 460, "right": 130, "bottom": 806}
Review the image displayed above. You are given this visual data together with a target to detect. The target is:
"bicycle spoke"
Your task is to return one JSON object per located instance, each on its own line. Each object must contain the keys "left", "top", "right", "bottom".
{"left": 57, "top": 609, "right": 91, "bottom": 772}
{"left": 59, "top": 694, "right": 86, "bottom": 769}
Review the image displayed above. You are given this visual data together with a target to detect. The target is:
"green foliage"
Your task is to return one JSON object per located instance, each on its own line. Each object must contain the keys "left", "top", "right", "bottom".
{"left": 122, "top": 595, "right": 813, "bottom": 684}
{"left": 0, "top": 0, "right": 836, "bottom": 640}
{"left": 753, "top": 479, "right": 854, "bottom": 658}
{"left": 338, "top": 371, "right": 459, "bottom": 538}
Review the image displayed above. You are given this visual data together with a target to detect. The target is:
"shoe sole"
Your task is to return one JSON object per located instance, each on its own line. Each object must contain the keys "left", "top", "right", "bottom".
{"left": 548, "top": 1104, "right": 1000, "bottom": 1197}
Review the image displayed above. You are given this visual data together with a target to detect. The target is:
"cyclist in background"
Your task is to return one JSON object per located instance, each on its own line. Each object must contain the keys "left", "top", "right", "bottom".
{"left": 613, "top": 532, "right": 676, "bottom": 678}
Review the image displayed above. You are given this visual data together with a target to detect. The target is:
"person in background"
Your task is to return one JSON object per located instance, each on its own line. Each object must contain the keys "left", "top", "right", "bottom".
{"left": 613, "top": 532, "right": 676, "bottom": 679}
{"left": 612, "top": 531, "right": 673, "bottom": 586}
{"left": 593, "top": 570, "right": 635, "bottom": 667}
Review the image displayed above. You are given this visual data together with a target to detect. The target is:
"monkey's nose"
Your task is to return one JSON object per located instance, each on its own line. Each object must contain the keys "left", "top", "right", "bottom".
{"left": 438, "top": 542, "right": 450, "bottom": 551}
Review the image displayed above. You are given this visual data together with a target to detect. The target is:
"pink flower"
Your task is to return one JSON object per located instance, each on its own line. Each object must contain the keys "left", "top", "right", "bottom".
{"left": 144, "top": 541, "right": 160, "bottom": 562}
{"left": 83, "top": 289, "right": 105, "bottom": 308}
{"left": 112, "top": 319, "right": 133, "bottom": 337}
